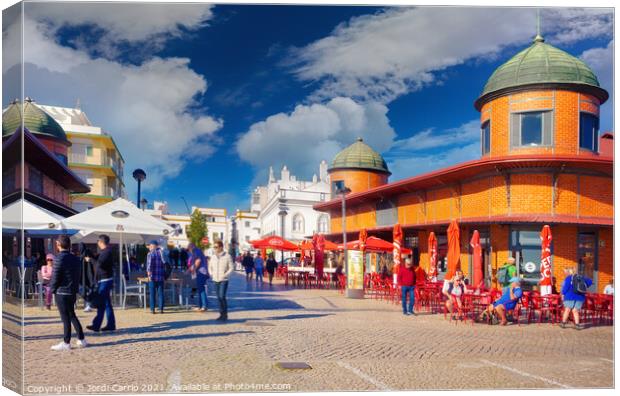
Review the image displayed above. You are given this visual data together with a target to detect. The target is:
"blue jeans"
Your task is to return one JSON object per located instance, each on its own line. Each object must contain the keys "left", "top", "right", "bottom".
{"left": 215, "top": 281, "right": 228, "bottom": 317}
{"left": 196, "top": 273, "right": 208, "bottom": 309}
{"left": 255, "top": 268, "right": 263, "bottom": 282}
{"left": 149, "top": 280, "right": 164, "bottom": 312}
{"left": 92, "top": 279, "right": 115, "bottom": 329}
{"left": 401, "top": 286, "right": 415, "bottom": 314}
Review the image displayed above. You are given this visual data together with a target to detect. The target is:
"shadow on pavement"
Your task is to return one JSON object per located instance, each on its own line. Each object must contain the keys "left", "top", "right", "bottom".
{"left": 87, "top": 330, "right": 254, "bottom": 348}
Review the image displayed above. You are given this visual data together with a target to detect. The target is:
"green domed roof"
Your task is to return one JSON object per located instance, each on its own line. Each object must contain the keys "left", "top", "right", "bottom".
{"left": 330, "top": 138, "right": 390, "bottom": 174}
{"left": 2, "top": 98, "right": 68, "bottom": 142}
{"left": 475, "top": 35, "right": 608, "bottom": 109}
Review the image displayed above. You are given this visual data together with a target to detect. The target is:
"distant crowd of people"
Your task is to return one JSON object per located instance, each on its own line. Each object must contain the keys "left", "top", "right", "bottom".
{"left": 29, "top": 235, "right": 235, "bottom": 351}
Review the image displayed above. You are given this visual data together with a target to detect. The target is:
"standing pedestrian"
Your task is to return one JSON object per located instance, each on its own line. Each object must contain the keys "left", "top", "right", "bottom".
{"left": 49, "top": 236, "right": 87, "bottom": 350}
{"left": 188, "top": 242, "right": 209, "bottom": 312}
{"left": 242, "top": 251, "right": 254, "bottom": 282}
{"left": 146, "top": 240, "right": 166, "bottom": 314}
{"left": 210, "top": 241, "right": 233, "bottom": 321}
{"left": 40, "top": 253, "right": 55, "bottom": 310}
{"left": 398, "top": 258, "right": 417, "bottom": 316}
{"left": 266, "top": 253, "right": 277, "bottom": 285}
{"left": 560, "top": 267, "right": 592, "bottom": 330}
{"left": 87, "top": 234, "right": 116, "bottom": 332}
{"left": 254, "top": 253, "right": 264, "bottom": 284}
{"left": 81, "top": 248, "right": 96, "bottom": 312}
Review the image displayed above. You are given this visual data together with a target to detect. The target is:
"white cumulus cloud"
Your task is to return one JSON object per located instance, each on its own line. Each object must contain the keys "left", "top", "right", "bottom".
{"left": 23, "top": 2, "right": 214, "bottom": 59}
{"left": 291, "top": 7, "right": 613, "bottom": 103}
{"left": 236, "top": 97, "right": 395, "bottom": 182}
{"left": 3, "top": 12, "right": 223, "bottom": 193}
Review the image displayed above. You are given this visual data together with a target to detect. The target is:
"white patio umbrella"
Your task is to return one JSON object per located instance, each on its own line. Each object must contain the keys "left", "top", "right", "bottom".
{"left": 2, "top": 199, "right": 64, "bottom": 230}
{"left": 58, "top": 198, "right": 175, "bottom": 304}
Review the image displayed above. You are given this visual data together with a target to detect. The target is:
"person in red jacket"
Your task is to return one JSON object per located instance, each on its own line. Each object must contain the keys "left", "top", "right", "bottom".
{"left": 413, "top": 262, "right": 427, "bottom": 287}
{"left": 398, "top": 258, "right": 417, "bottom": 316}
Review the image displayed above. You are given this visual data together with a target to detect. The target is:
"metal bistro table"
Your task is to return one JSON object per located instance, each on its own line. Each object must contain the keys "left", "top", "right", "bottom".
{"left": 136, "top": 276, "right": 184, "bottom": 310}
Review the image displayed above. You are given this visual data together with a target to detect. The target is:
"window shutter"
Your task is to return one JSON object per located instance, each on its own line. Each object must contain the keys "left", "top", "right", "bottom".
{"left": 510, "top": 113, "right": 520, "bottom": 148}
{"left": 542, "top": 111, "right": 553, "bottom": 146}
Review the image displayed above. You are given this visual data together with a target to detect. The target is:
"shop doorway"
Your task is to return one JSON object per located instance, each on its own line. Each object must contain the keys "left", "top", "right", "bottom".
{"left": 577, "top": 231, "right": 598, "bottom": 291}
{"left": 510, "top": 227, "right": 543, "bottom": 290}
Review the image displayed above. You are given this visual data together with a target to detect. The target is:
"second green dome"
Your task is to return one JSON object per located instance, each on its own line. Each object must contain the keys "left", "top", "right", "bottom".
{"left": 475, "top": 35, "right": 608, "bottom": 109}
{"left": 330, "top": 138, "right": 390, "bottom": 174}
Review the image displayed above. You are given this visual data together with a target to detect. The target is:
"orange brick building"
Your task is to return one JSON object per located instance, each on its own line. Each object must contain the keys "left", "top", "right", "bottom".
{"left": 315, "top": 34, "right": 613, "bottom": 292}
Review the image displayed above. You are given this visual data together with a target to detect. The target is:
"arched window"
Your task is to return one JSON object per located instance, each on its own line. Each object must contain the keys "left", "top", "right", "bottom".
{"left": 317, "top": 215, "right": 329, "bottom": 233}
{"left": 292, "top": 214, "right": 305, "bottom": 233}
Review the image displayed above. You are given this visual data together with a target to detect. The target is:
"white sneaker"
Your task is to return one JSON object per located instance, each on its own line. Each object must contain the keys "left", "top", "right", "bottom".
{"left": 83, "top": 305, "right": 93, "bottom": 312}
{"left": 51, "top": 342, "right": 71, "bottom": 351}
{"left": 74, "top": 339, "right": 88, "bottom": 348}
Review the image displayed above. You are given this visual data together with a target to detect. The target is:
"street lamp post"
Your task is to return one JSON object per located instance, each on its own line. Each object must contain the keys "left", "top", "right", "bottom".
{"left": 337, "top": 185, "right": 353, "bottom": 297}
{"left": 132, "top": 169, "right": 146, "bottom": 207}
{"left": 278, "top": 203, "right": 288, "bottom": 264}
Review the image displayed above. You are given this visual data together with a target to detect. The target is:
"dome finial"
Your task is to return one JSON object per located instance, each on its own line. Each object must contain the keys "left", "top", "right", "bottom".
{"left": 534, "top": 8, "right": 544, "bottom": 43}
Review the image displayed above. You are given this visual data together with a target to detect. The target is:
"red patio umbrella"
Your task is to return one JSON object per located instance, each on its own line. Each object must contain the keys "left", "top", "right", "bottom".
{"left": 470, "top": 230, "right": 483, "bottom": 288}
{"left": 428, "top": 232, "right": 438, "bottom": 281}
{"left": 300, "top": 239, "right": 339, "bottom": 251}
{"left": 250, "top": 236, "right": 299, "bottom": 251}
{"left": 340, "top": 236, "right": 412, "bottom": 254}
{"left": 313, "top": 233, "right": 325, "bottom": 278}
{"left": 359, "top": 229, "right": 368, "bottom": 273}
{"left": 446, "top": 220, "right": 460, "bottom": 279}
{"left": 539, "top": 225, "right": 553, "bottom": 296}
{"left": 393, "top": 224, "right": 403, "bottom": 285}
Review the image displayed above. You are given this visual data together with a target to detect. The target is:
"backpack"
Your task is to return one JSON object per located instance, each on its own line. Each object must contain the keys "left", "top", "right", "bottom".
{"left": 571, "top": 274, "right": 588, "bottom": 295}
{"left": 497, "top": 266, "right": 510, "bottom": 284}
{"left": 159, "top": 250, "right": 173, "bottom": 280}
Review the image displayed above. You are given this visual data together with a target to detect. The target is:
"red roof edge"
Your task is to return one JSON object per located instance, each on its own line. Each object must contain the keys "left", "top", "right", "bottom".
{"left": 315, "top": 154, "right": 613, "bottom": 211}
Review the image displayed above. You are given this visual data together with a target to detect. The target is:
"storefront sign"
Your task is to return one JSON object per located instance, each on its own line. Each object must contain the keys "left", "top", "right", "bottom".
{"left": 524, "top": 261, "right": 536, "bottom": 273}
{"left": 347, "top": 250, "right": 364, "bottom": 290}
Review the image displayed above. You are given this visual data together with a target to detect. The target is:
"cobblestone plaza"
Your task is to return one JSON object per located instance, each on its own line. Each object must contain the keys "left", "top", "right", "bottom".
{"left": 3, "top": 272, "right": 613, "bottom": 393}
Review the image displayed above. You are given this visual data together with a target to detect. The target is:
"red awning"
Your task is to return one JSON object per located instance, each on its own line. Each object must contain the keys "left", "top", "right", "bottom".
{"left": 250, "top": 236, "right": 299, "bottom": 251}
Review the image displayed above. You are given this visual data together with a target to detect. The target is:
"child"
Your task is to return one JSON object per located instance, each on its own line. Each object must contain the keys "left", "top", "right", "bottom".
{"left": 40, "top": 254, "right": 55, "bottom": 310}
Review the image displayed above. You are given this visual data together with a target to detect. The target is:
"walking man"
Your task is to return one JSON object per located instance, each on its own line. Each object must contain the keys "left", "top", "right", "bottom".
{"left": 242, "top": 251, "right": 254, "bottom": 282}
{"left": 50, "top": 236, "right": 87, "bottom": 350}
{"left": 146, "top": 240, "right": 166, "bottom": 314}
{"left": 210, "top": 241, "right": 233, "bottom": 321}
{"left": 560, "top": 267, "right": 592, "bottom": 330}
{"left": 87, "top": 234, "right": 116, "bottom": 332}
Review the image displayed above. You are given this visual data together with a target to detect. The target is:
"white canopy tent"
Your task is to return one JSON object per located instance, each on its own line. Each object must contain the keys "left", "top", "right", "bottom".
{"left": 2, "top": 199, "right": 65, "bottom": 230}
{"left": 58, "top": 198, "right": 175, "bottom": 305}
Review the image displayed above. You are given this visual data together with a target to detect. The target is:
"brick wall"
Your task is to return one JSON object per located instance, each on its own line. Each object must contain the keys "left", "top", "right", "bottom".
{"left": 328, "top": 169, "right": 388, "bottom": 194}
{"left": 482, "top": 90, "right": 602, "bottom": 157}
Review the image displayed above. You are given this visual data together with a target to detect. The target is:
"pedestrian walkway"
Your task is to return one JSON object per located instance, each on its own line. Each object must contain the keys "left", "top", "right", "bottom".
{"left": 3, "top": 271, "right": 613, "bottom": 393}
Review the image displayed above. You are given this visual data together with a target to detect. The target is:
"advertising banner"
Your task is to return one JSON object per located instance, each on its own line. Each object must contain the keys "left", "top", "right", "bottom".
{"left": 347, "top": 250, "right": 364, "bottom": 290}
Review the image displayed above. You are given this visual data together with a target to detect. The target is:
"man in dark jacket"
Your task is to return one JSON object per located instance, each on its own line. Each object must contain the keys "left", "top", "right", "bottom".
{"left": 50, "top": 236, "right": 87, "bottom": 351}
{"left": 87, "top": 234, "right": 116, "bottom": 332}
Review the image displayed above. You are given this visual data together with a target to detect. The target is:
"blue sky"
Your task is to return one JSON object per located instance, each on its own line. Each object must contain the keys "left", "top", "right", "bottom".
{"left": 3, "top": 4, "right": 613, "bottom": 215}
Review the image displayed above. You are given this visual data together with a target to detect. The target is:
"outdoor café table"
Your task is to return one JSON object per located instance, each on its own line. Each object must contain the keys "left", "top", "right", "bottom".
{"left": 586, "top": 293, "right": 613, "bottom": 325}
{"left": 530, "top": 294, "right": 562, "bottom": 324}
{"left": 463, "top": 292, "right": 491, "bottom": 320}
{"left": 137, "top": 276, "right": 183, "bottom": 309}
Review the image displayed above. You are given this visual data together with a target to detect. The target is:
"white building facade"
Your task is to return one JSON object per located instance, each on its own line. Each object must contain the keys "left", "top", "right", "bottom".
{"left": 252, "top": 161, "right": 331, "bottom": 243}
{"left": 146, "top": 201, "right": 229, "bottom": 249}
